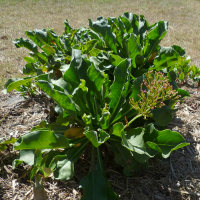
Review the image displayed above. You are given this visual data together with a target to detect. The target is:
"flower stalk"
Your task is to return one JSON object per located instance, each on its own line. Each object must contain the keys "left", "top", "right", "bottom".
{"left": 129, "top": 71, "right": 181, "bottom": 119}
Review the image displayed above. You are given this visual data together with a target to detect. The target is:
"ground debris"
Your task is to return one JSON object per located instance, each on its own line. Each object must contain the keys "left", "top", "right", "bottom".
{"left": 0, "top": 87, "right": 199, "bottom": 200}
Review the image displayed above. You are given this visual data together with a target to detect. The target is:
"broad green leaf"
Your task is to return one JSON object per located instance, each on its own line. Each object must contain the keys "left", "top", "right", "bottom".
{"left": 143, "top": 21, "right": 168, "bottom": 60}
{"left": 168, "top": 70, "right": 177, "bottom": 82}
{"left": 23, "top": 63, "right": 38, "bottom": 75}
{"left": 29, "top": 150, "right": 43, "bottom": 180}
{"left": 41, "top": 44, "right": 56, "bottom": 55}
{"left": 14, "top": 38, "right": 38, "bottom": 52}
{"left": 119, "top": 13, "right": 134, "bottom": 34}
{"left": 47, "top": 30, "right": 65, "bottom": 51}
{"left": 99, "top": 111, "right": 111, "bottom": 130}
{"left": 25, "top": 29, "right": 49, "bottom": 48}
{"left": 80, "top": 169, "right": 118, "bottom": 200}
{"left": 34, "top": 51, "right": 48, "bottom": 63}
{"left": 63, "top": 49, "right": 82, "bottom": 88}
{"left": 14, "top": 128, "right": 70, "bottom": 150}
{"left": 109, "top": 59, "right": 131, "bottom": 113}
{"left": 49, "top": 143, "right": 87, "bottom": 180}
{"left": 89, "top": 17, "right": 118, "bottom": 54}
{"left": 3, "top": 77, "right": 35, "bottom": 93}
{"left": 70, "top": 80, "right": 88, "bottom": 115}
{"left": 51, "top": 155, "right": 73, "bottom": 181}
{"left": 80, "top": 149, "right": 118, "bottom": 200}
{"left": 17, "top": 150, "right": 35, "bottom": 166}
{"left": 148, "top": 21, "right": 168, "bottom": 40}
{"left": 84, "top": 129, "right": 110, "bottom": 148}
{"left": 87, "top": 63, "right": 105, "bottom": 92}
{"left": 112, "top": 122, "right": 124, "bottom": 137}
{"left": 109, "top": 53, "right": 124, "bottom": 67}
{"left": 82, "top": 114, "right": 93, "bottom": 127}
{"left": 144, "top": 124, "right": 189, "bottom": 158}
{"left": 24, "top": 56, "right": 35, "bottom": 63}
{"left": 107, "top": 17, "right": 123, "bottom": 48}
{"left": 129, "top": 74, "right": 144, "bottom": 100}
{"left": 152, "top": 45, "right": 185, "bottom": 71}
{"left": 152, "top": 106, "right": 173, "bottom": 127}
{"left": 126, "top": 33, "right": 141, "bottom": 68}
{"left": 110, "top": 142, "right": 147, "bottom": 176}
{"left": 82, "top": 39, "right": 97, "bottom": 54}
{"left": 121, "top": 127, "right": 146, "bottom": 154}
{"left": 36, "top": 80, "right": 76, "bottom": 112}
{"left": 120, "top": 12, "right": 149, "bottom": 36}
{"left": 179, "top": 72, "right": 185, "bottom": 81}
{"left": 156, "top": 129, "right": 189, "bottom": 158}
{"left": 131, "top": 13, "right": 148, "bottom": 35}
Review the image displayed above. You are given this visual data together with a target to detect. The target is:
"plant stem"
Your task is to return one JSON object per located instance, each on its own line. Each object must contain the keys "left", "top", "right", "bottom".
{"left": 97, "top": 147, "right": 103, "bottom": 171}
{"left": 123, "top": 114, "right": 143, "bottom": 130}
{"left": 90, "top": 146, "right": 95, "bottom": 172}
{"left": 33, "top": 174, "right": 47, "bottom": 200}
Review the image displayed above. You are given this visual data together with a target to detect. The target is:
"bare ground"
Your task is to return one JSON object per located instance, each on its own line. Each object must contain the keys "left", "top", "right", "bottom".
{"left": 0, "top": 85, "right": 199, "bottom": 200}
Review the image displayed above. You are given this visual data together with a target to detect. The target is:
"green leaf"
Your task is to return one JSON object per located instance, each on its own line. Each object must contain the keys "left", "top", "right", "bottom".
{"left": 84, "top": 129, "right": 110, "bottom": 148}
{"left": 14, "top": 128, "right": 70, "bottom": 150}
{"left": 4, "top": 77, "right": 34, "bottom": 93}
{"left": 179, "top": 72, "right": 185, "bottom": 81}
{"left": 126, "top": 33, "right": 141, "bottom": 68}
{"left": 36, "top": 79, "right": 76, "bottom": 112}
{"left": 17, "top": 150, "right": 35, "bottom": 166}
{"left": 50, "top": 143, "right": 87, "bottom": 180}
{"left": 14, "top": 38, "right": 38, "bottom": 52}
{"left": 146, "top": 141, "right": 162, "bottom": 154}
{"left": 155, "top": 129, "right": 189, "bottom": 158}
{"left": 88, "top": 63, "right": 105, "bottom": 92}
{"left": 0, "top": 137, "right": 17, "bottom": 151}
{"left": 99, "top": 111, "right": 111, "bottom": 130}
{"left": 82, "top": 39, "right": 97, "bottom": 54}
{"left": 23, "top": 63, "right": 38, "bottom": 75}
{"left": 148, "top": 21, "right": 168, "bottom": 40}
{"left": 177, "top": 88, "right": 190, "bottom": 97}
{"left": 143, "top": 124, "right": 189, "bottom": 158}
{"left": 152, "top": 45, "right": 185, "bottom": 71}
{"left": 109, "top": 53, "right": 124, "bottom": 67}
{"left": 80, "top": 149, "right": 118, "bottom": 200}
{"left": 168, "top": 70, "right": 177, "bottom": 82}
{"left": 24, "top": 56, "right": 35, "bottom": 63}
{"left": 51, "top": 155, "right": 73, "bottom": 180}
{"left": 109, "top": 59, "right": 131, "bottom": 113}
{"left": 110, "top": 142, "right": 146, "bottom": 176}
{"left": 112, "top": 122, "right": 124, "bottom": 137}
{"left": 63, "top": 49, "right": 82, "bottom": 88}
{"left": 144, "top": 21, "right": 168, "bottom": 59}
{"left": 121, "top": 12, "right": 149, "bottom": 36}
{"left": 64, "top": 19, "right": 73, "bottom": 34}
{"left": 129, "top": 75, "right": 144, "bottom": 100}
{"left": 25, "top": 29, "right": 49, "bottom": 48}
{"left": 89, "top": 17, "right": 118, "bottom": 54}
{"left": 107, "top": 17, "right": 123, "bottom": 48}
{"left": 41, "top": 44, "right": 56, "bottom": 55}
{"left": 121, "top": 127, "right": 146, "bottom": 154}
{"left": 152, "top": 106, "right": 173, "bottom": 127}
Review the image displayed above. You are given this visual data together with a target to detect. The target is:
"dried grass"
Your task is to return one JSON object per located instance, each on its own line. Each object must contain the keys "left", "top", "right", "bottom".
{"left": 1, "top": 0, "right": 200, "bottom": 87}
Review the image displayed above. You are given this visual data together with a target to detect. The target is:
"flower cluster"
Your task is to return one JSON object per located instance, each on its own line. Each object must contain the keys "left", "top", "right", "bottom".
{"left": 129, "top": 71, "right": 181, "bottom": 119}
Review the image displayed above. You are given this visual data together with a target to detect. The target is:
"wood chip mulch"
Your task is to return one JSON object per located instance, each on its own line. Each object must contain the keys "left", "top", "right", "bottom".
{"left": 0, "top": 86, "right": 199, "bottom": 200}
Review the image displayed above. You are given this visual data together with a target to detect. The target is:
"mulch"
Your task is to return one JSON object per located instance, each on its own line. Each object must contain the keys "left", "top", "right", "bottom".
{"left": 0, "top": 86, "right": 199, "bottom": 200}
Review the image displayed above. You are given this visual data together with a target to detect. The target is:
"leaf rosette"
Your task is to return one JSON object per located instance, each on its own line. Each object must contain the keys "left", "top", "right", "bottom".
{"left": 3, "top": 12, "right": 190, "bottom": 199}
